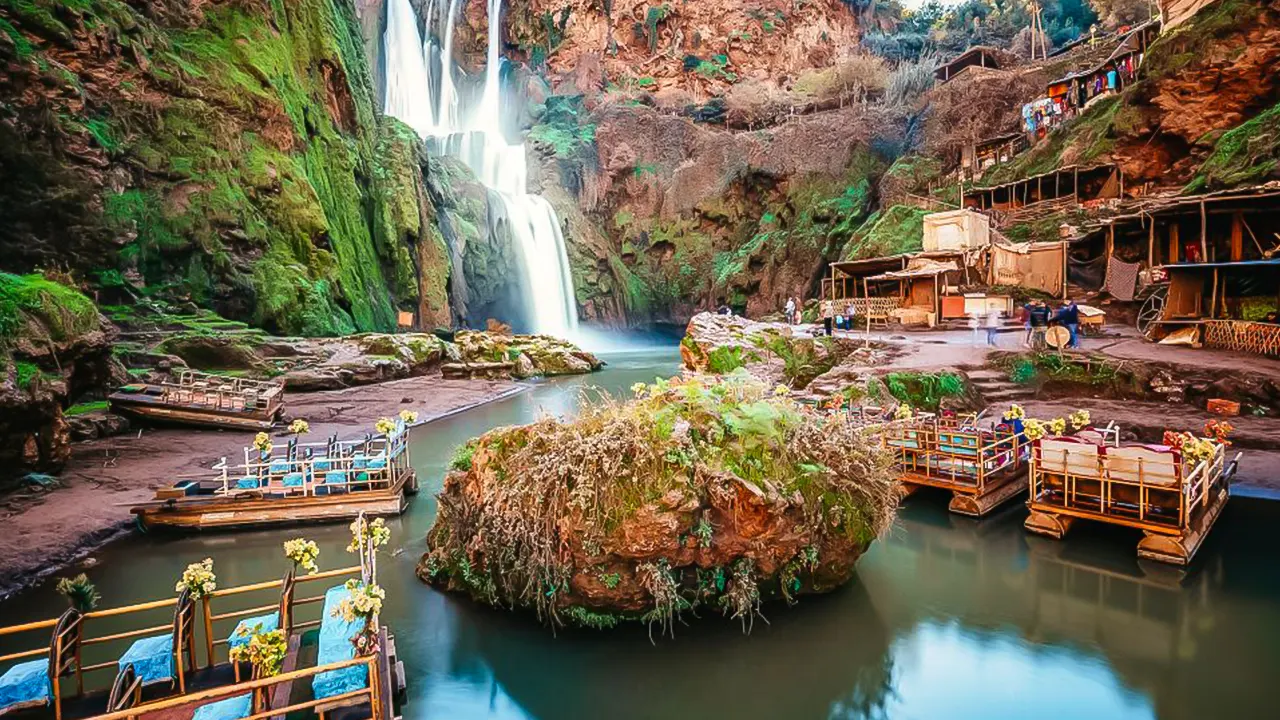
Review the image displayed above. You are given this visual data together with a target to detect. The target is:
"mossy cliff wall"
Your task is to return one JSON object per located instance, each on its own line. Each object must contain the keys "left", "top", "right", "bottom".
{"left": 0, "top": 0, "right": 446, "bottom": 335}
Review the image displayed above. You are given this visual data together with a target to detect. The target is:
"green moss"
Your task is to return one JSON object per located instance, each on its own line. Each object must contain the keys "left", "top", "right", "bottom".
{"left": 1187, "top": 100, "right": 1280, "bottom": 192}
{"left": 14, "top": 360, "right": 43, "bottom": 390}
{"left": 880, "top": 372, "right": 967, "bottom": 411}
{"left": 0, "top": 272, "right": 100, "bottom": 343}
{"left": 840, "top": 205, "right": 928, "bottom": 260}
{"left": 706, "top": 346, "right": 747, "bottom": 374}
{"left": 65, "top": 400, "right": 109, "bottom": 416}
{"left": 528, "top": 95, "right": 596, "bottom": 159}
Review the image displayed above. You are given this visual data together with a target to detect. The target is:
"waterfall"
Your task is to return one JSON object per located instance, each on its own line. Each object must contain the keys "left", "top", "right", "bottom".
{"left": 382, "top": 0, "right": 578, "bottom": 339}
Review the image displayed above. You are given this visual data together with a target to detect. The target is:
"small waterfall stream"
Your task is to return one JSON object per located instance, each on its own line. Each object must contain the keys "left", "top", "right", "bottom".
{"left": 381, "top": 0, "right": 578, "bottom": 338}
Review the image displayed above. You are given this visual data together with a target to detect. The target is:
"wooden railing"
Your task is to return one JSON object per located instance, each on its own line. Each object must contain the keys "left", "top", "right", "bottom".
{"left": 151, "top": 370, "right": 283, "bottom": 413}
{"left": 84, "top": 655, "right": 382, "bottom": 720}
{"left": 1029, "top": 439, "right": 1226, "bottom": 532}
{"left": 1201, "top": 320, "right": 1280, "bottom": 357}
{"left": 882, "top": 418, "right": 1023, "bottom": 494}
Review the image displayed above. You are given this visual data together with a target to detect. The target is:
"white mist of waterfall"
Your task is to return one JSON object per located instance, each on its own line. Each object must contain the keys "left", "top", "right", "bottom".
{"left": 382, "top": 0, "right": 578, "bottom": 339}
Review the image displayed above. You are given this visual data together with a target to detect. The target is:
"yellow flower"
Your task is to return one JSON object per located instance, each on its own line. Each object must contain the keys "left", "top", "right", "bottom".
{"left": 252, "top": 432, "right": 273, "bottom": 453}
{"left": 399, "top": 410, "right": 419, "bottom": 424}
{"left": 1023, "top": 419, "right": 1046, "bottom": 441}
{"left": 176, "top": 558, "right": 216, "bottom": 599}
{"left": 374, "top": 417, "right": 396, "bottom": 436}
{"left": 288, "top": 419, "right": 310, "bottom": 435}
{"left": 1069, "top": 410, "right": 1090, "bottom": 430}
{"left": 630, "top": 382, "right": 647, "bottom": 397}
{"left": 283, "top": 538, "right": 320, "bottom": 575}
{"left": 1003, "top": 403, "right": 1025, "bottom": 421}
{"left": 1048, "top": 417, "right": 1067, "bottom": 436}
{"left": 773, "top": 385, "right": 790, "bottom": 396}
{"left": 894, "top": 404, "right": 914, "bottom": 421}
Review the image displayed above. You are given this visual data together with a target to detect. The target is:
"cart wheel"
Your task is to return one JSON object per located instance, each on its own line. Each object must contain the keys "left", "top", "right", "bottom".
{"left": 1136, "top": 286, "right": 1167, "bottom": 339}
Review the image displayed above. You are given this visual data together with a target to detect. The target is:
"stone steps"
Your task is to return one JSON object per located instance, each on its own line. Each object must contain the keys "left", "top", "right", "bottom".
{"left": 966, "top": 368, "right": 1035, "bottom": 404}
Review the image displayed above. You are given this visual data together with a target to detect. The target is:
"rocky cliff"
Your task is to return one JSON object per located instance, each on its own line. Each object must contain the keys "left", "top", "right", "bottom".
{"left": 0, "top": 0, "right": 447, "bottom": 334}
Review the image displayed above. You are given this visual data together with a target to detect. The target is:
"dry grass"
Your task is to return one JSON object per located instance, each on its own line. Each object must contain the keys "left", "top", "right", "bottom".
{"left": 422, "top": 371, "right": 898, "bottom": 634}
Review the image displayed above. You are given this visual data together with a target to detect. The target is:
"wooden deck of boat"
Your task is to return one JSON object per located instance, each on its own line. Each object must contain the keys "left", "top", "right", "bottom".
{"left": 108, "top": 392, "right": 280, "bottom": 431}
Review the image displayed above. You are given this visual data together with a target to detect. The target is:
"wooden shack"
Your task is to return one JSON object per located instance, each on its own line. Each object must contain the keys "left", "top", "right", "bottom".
{"left": 962, "top": 164, "right": 1122, "bottom": 222}
{"left": 933, "top": 46, "right": 1007, "bottom": 83}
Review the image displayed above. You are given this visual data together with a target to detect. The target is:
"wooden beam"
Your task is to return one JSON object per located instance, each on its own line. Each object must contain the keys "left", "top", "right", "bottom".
{"left": 1210, "top": 267, "right": 1219, "bottom": 319}
{"left": 1169, "top": 222, "right": 1179, "bottom": 264}
{"left": 1230, "top": 212, "right": 1244, "bottom": 262}
{"left": 1200, "top": 200, "right": 1208, "bottom": 262}
{"left": 1148, "top": 218, "right": 1155, "bottom": 268}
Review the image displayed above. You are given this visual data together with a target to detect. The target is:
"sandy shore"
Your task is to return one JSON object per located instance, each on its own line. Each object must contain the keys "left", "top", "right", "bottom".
{"left": 0, "top": 376, "right": 525, "bottom": 600}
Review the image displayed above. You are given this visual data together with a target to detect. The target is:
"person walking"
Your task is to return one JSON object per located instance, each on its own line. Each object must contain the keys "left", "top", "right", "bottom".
{"left": 1021, "top": 301, "right": 1033, "bottom": 347}
{"left": 784, "top": 297, "right": 796, "bottom": 325}
{"left": 985, "top": 308, "right": 1002, "bottom": 347}
{"left": 1029, "top": 300, "right": 1051, "bottom": 349}
{"left": 846, "top": 302, "right": 857, "bottom": 334}
{"left": 821, "top": 300, "right": 834, "bottom": 337}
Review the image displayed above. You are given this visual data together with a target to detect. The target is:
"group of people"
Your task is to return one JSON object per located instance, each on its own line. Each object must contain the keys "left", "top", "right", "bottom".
{"left": 1023, "top": 298, "right": 1081, "bottom": 349}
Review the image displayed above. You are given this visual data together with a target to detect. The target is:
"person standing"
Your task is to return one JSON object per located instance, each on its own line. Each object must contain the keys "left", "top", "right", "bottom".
{"left": 1056, "top": 298, "right": 1081, "bottom": 348}
{"left": 986, "top": 308, "right": 1002, "bottom": 347}
{"left": 1029, "top": 300, "right": 1051, "bottom": 349}
{"left": 1021, "top": 301, "right": 1033, "bottom": 347}
{"left": 784, "top": 297, "right": 796, "bottom": 325}
{"left": 846, "top": 302, "right": 857, "bottom": 333}
{"left": 821, "top": 300, "right": 834, "bottom": 337}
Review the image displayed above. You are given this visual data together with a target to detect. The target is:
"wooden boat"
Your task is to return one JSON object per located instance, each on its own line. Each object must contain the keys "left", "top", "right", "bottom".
{"left": 883, "top": 412, "right": 1027, "bottom": 517}
{"left": 108, "top": 370, "right": 285, "bottom": 431}
{"left": 131, "top": 419, "right": 417, "bottom": 532}
{"left": 1024, "top": 431, "right": 1240, "bottom": 565}
{"left": 0, "top": 563, "right": 403, "bottom": 720}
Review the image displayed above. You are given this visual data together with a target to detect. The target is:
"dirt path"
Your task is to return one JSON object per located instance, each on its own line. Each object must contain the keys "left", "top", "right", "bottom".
{"left": 0, "top": 376, "right": 526, "bottom": 600}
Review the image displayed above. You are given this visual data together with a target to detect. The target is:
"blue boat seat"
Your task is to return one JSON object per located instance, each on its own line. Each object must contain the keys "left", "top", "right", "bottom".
{"left": 366, "top": 458, "right": 387, "bottom": 470}
{"left": 227, "top": 613, "right": 279, "bottom": 651}
{"left": 0, "top": 658, "right": 50, "bottom": 712}
{"left": 269, "top": 459, "right": 291, "bottom": 474}
{"left": 282, "top": 472, "right": 305, "bottom": 487}
{"left": 312, "top": 585, "right": 369, "bottom": 701}
{"left": 191, "top": 694, "right": 252, "bottom": 720}
{"left": 314, "top": 460, "right": 332, "bottom": 472}
{"left": 235, "top": 477, "right": 263, "bottom": 490}
{"left": 118, "top": 634, "right": 173, "bottom": 686}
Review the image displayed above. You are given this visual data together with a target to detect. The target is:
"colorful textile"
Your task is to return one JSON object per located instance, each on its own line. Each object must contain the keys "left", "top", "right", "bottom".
{"left": 118, "top": 633, "right": 174, "bottom": 685}
{"left": 0, "top": 658, "right": 50, "bottom": 711}
{"left": 191, "top": 694, "right": 252, "bottom": 720}
{"left": 312, "top": 585, "right": 369, "bottom": 701}
{"left": 227, "top": 612, "right": 279, "bottom": 650}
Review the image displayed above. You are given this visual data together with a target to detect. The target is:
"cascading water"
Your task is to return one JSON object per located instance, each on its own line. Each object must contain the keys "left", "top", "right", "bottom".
{"left": 382, "top": 0, "right": 578, "bottom": 339}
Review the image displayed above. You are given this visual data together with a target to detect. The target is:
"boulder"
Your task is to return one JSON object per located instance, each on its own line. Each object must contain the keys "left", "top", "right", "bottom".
{"left": 419, "top": 372, "right": 898, "bottom": 632}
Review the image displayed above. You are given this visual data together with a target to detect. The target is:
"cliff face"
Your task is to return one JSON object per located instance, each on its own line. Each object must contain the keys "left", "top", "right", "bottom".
{"left": 0, "top": 0, "right": 448, "bottom": 334}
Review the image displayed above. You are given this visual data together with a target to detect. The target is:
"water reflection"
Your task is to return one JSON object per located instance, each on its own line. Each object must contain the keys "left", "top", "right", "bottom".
{"left": 1, "top": 348, "right": 1278, "bottom": 719}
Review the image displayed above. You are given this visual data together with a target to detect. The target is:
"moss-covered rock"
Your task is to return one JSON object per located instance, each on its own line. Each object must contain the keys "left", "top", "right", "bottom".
{"left": 419, "top": 372, "right": 898, "bottom": 631}
{"left": 840, "top": 205, "right": 929, "bottom": 260}
{"left": 452, "top": 330, "right": 602, "bottom": 378}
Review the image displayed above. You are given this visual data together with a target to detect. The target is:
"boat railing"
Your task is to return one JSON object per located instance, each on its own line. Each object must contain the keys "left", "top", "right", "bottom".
{"left": 200, "top": 565, "right": 362, "bottom": 668}
{"left": 1029, "top": 437, "right": 1229, "bottom": 531}
{"left": 883, "top": 418, "right": 1023, "bottom": 493}
{"left": 221, "top": 427, "right": 411, "bottom": 498}
{"left": 154, "top": 371, "right": 283, "bottom": 414}
{"left": 83, "top": 655, "right": 383, "bottom": 720}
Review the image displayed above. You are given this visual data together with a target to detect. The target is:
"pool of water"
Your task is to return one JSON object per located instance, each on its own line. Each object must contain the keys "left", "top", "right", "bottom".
{"left": 2, "top": 345, "right": 1278, "bottom": 719}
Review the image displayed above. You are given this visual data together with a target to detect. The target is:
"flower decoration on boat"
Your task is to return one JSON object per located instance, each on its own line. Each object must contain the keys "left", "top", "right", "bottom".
{"left": 347, "top": 516, "right": 391, "bottom": 554}
{"left": 1023, "top": 419, "right": 1046, "bottom": 441}
{"left": 374, "top": 417, "right": 396, "bottom": 436}
{"left": 1047, "top": 417, "right": 1067, "bottom": 436}
{"left": 56, "top": 574, "right": 100, "bottom": 612}
{"left": 252, "top": 432, "right": 273, "bottom": 454}
{"left": 283, "top": 538, "right": 320, "bottom": 575}
{"left": 1003, "top": 403, "right": 1026, "bottom": 421}
{"left": 1162, "top": 430, "right": 1187, "bottom": 450}
{"left": 822, "top": 395, "right": 844, "bottom": 412}
{"left": 288, "top": 419, "right": 310, "bottom": 435}
{"left": 332, "top": 579, "right": 386, "bottom": 623}
{"left": 1204, "top": 419, "right": 1234, "bottom": 445}
{"left": 229, "top": 623, "right": 287, "bottom": 677}
{"left": 398, "top": 409, "right": 419, "bottom": 424}
{"left": 893, "top": 404, "right": 913, "bottom": 421}
{"left": 175, "top": 558, "right": 216, "bottom": 599}
{"left": 1069, "top": 410, "right": 1091, "bottom": 430}
{"left": 1182, "top": 435, "right": 1218, "bottom": 464}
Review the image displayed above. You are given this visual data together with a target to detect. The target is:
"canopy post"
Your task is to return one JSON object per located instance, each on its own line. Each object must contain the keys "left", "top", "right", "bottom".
{"left": 1199, "top": 201, "right": 1208, "bottom": 262}
{"left": 1147, "top": 217, "right": 1155, "bottom": 268}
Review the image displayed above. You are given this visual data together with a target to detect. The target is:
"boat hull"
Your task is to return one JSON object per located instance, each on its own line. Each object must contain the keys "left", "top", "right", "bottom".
{"left": 132, "top": 482, "right": 411, "bottom": 532}
{"left": 110, "top": 393, "right": 283, "bottom": 431}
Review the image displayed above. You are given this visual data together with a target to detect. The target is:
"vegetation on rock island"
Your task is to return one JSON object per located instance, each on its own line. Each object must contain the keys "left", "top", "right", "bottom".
{"left": 419, "top": 371, "right": 898, "bottom": 634}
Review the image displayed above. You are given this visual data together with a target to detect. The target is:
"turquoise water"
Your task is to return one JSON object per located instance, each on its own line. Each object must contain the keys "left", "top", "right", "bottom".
{"left": 1, "top": 346, "right": 1277, "bottom": 719}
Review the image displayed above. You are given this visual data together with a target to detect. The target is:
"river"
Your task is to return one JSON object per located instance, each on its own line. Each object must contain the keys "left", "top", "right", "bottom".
{"left": 2, "top": 346, "right": 1278, "bottom": 719}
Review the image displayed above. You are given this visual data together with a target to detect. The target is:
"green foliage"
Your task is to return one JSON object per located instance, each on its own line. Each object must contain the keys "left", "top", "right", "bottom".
{"left": 1186, "top": 100, "right": 1280, "bottom": 192}
{"left": 881, "top": 372, "right": 967, "bottom": 410}
{"left": 450, "top": 442, "right": 476, "bottom": 471}
{"left": 528, "top": 95, "right": 596, "bottom": 159}
{"left": 840, "top": 205, "right": 928, "bottom": 260}
{"left": 562, "top": 606, "right": 621, "bottom": 630}
{"left": 14, "top": 360, "right": 43, "bottom": 390}
{"left": 65, "top": 400, "right": 109, "bottom": 416}
{"left": 56, "top": 574, "right": 101, "bottom": 613}
{"left": 706, "top": 346, "right": 747, "bottom": 374}
{"left": 1009, "top": 358, "right": 1038, "bottom": 385}
{"left": 0, "top": 272, "right": 100, "bottom": 343}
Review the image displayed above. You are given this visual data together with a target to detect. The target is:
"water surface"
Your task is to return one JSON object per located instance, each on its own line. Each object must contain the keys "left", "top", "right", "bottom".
{"left": 2, "top": 346, "right": 1277, "bottom": 719}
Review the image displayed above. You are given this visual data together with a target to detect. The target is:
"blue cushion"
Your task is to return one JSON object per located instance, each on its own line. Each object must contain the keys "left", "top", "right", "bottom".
{"left": 367, "top": 458, "right": 387, "bottom": 470}
{"left": 269, "top": 460, "right": 291, "bottom": 474}
{"left": 324, "top": 471, "right": 346, "bottom": 485}
{"left": 235, "top": 477, "right": 262, "bottom": 490}
{"left": 119, "top": 633, "right": 173, "bottom": 685}
{"left": 282, "top": 473, "right": 305, "bottom": 487}
{"left": 352, "top": 455, "right": 368, "bottom": 470}
{"left": 313, "top": 460, "right": 332, "bottom": 472}
{"left": 312, "top": 585, "right": 368, "bottom": 700}
{"left": 0, "top": 658, "right": 50, "bottom": 710}
{"left": 227, "top": 613, "right": 279, "bottom": 651}
{"left": 191, "top": 694, "right": 252, "bottom": 720}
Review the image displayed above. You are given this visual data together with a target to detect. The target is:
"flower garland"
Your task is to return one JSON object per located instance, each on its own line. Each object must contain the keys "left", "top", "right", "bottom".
{"left": 1003, "top": 403, "right": 1026, "bottom": 421}
{"left": 374, "top": 417, "right": 396, "bottom": 436}
{"left": 1023, "top": 418, "right": 1046, "bottom": 441}
{"left": 176, "top": 558, "right": 216, "bottom": 599}
{"left": 252, "top": 432, "right": 273, "bottom": 455}
{"left": 283, "top": 538, "right": 320, "bottom": 575}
